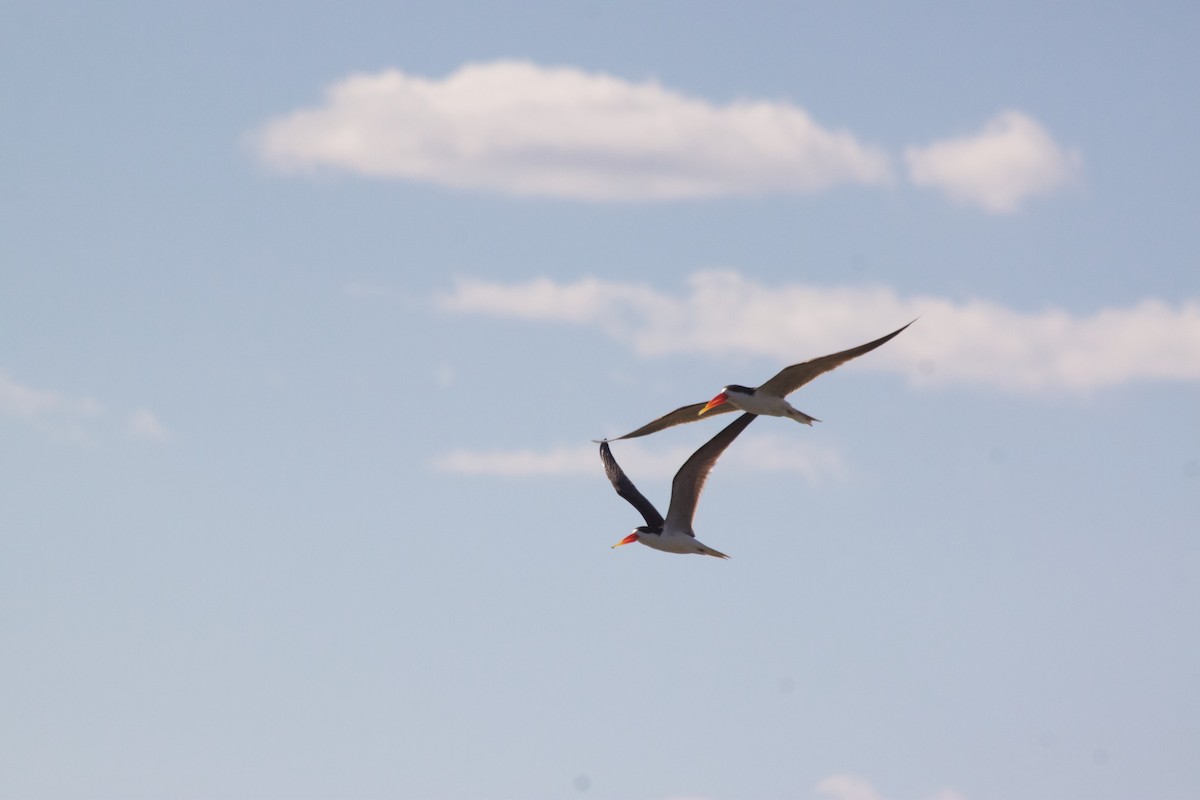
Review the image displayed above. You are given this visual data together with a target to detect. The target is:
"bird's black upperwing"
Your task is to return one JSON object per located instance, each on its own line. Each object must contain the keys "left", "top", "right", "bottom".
{"left": 599, "top": 441, "right": 665, "bottom": 529}
{"left": 755, "top": 320, "right": 915, "bottom": 398}
{"left": 665, "top": 412, "right": 757, "bottom": 536}
{"left": 596, "top": 400, "right": 738, "bottom": 442}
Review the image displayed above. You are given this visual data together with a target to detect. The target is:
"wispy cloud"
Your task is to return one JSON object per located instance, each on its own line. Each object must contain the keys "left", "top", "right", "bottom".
{"left": 431, "top": 434, "right": 846, "bottom": 482}
{"left": 651, "top": 776, "right": 964, "bottom": 800}
{"left": 816, "top": 774, "right": 966, "bottom": 800}
{"left": 1, "top": 370, "right": 102, "bottom": 439}
{"left": 818, "top": 774, "right": 886, "bottom": 800}
{"left": 126, "top": 409, "right": 172, "bottom": 443}
{"left": 905, "top": 110, "right": 1081, "bottom": 212}
{"left": 0, "top": 370, "right": 102, "bottom": 420}
{"left": 2, "top": 369, "right": 172, "bottom": 444}
{"left": 252, "top": 60, "right": 892, "bottom": 201}
{"left": 437, "top": 272, "right": 1200, "bottom": 392}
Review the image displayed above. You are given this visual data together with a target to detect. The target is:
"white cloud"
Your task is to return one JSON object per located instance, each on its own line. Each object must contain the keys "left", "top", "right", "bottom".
{"left": 126, "top": 409, "right": 171, "bottom": 443}
{"left": 905, "top": 110, "right": 1081, "bottom": 212}
{"left": 253, "top": 60, "right": 892, "bottom": 201}
{"left": 431, "top": 434, "right": 846, "bottom": 482}
{"left": 437, "top": 271, "right": 1200, "bottom": 392}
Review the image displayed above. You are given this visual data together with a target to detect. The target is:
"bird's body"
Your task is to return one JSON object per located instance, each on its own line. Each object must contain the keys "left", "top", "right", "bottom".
{"left": 601, "top": 411, "right": 756, "bottom": 558}
{"left": 630, "top": 526, "right": 730, "bottom": 557}
{"left": 707, "top": 383, "right": 818, "bottom": 424}
{"left": 597, "top": 321, "right": 913, "bottom": 442}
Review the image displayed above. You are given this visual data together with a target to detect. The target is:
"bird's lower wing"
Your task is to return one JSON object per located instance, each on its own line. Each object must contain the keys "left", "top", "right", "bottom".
{"left": 599, "top": 441, "right": 665, "bottom": 529}
{"left": 599, "top": 401, "right": 738, "bottom": 442}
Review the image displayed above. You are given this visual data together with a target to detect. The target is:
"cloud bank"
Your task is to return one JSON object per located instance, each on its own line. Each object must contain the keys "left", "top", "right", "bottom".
{"left": 253, "top": 60, "right": 891, "bottom": 201}
{"left": 432, "top": 434, "right": 846, "bottom": 482}
{"left": 905, "top": 111, "right": 1081, "bottom": 212}
{"left": 437, "top": 272, "right": 1200, "bottom": 392}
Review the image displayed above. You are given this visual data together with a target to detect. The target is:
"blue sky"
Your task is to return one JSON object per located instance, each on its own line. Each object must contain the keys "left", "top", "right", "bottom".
{"left": 2, "top": 3, "right": 1198, "bottom": 799}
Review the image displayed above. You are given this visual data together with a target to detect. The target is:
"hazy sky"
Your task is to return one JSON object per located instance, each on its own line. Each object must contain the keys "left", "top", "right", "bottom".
{"left": 2, "top": 3, "right": 1198, "bottom": 799}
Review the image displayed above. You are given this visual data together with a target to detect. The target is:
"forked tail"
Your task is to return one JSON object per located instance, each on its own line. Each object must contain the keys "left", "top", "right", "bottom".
{"left": 789, "top": 408, "right": 819, "bottom": 425}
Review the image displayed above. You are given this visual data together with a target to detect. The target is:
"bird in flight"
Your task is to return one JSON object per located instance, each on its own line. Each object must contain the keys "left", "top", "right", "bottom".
{"left": 601, "top": 411, "right": 756, "bottom": 559}
{"left": 597, "top": 321, "right": 913, "bottom": 442}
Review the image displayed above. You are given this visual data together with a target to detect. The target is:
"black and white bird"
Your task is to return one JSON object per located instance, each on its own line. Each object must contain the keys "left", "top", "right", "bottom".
{"left": 602, "top": 412, "right": 756, "bottom": 559}
{"left": 598, "top": 321, "right": 913, "bottom": 442}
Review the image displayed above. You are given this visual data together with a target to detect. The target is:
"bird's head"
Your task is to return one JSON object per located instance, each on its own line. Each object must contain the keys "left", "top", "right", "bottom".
{"left": 611, "top": 526, "right": 654, "bottom": 549}
{"left": 611, "top": 531, "right": 638, "bottom": 548}
{"left": 699, "top": 392, "right": 727, "bottom": 415}
{"left": 699, "top": 385, "right": 753, "bottom": 415}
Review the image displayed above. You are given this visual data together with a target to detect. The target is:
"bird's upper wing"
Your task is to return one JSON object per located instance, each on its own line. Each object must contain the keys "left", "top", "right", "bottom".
{"left": 599, "top": 441, "right": 665, "bottom": 529}
{"left": 755, "top": 320, "right": 915, "bottom": 398}
{"left": 596, "top": 400, "right": 738, "bottom": 442}
{"left": 665, "top": 412, "right": 757, "bottom": 536}
{"left": 595, "top": 321, "right": 913, "bottom": 442}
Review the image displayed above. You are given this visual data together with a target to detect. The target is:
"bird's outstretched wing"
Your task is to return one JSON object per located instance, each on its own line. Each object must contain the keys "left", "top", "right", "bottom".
{"left": 599, "top": 441, "right": 664, "bottom": 529}
{"left": 594, "top": 321, "right": 914, "bottom": 442}
{"left": 594, "top": 400, "right": 738, "bottom": 442}
{"left": 665, "top": 412, "right": 757, "bottom": 536}
{"left": 755, "top": 320, "right": 914, "bottom": 398}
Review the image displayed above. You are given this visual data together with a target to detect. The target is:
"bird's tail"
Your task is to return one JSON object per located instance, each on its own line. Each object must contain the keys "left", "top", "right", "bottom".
{"left": 789, "top": 408, "right": 819, "bottom": 425}
{"left": 696, "top": 543, "right": 731, "bottom": 559}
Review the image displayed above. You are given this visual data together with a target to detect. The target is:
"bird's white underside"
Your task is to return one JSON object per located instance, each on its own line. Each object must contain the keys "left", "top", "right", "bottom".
{"left": 633, "top": 528, "right": 728, "bottom": 558}
{"left": 723, "top": 390, "right": 798, "bottom": 417}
